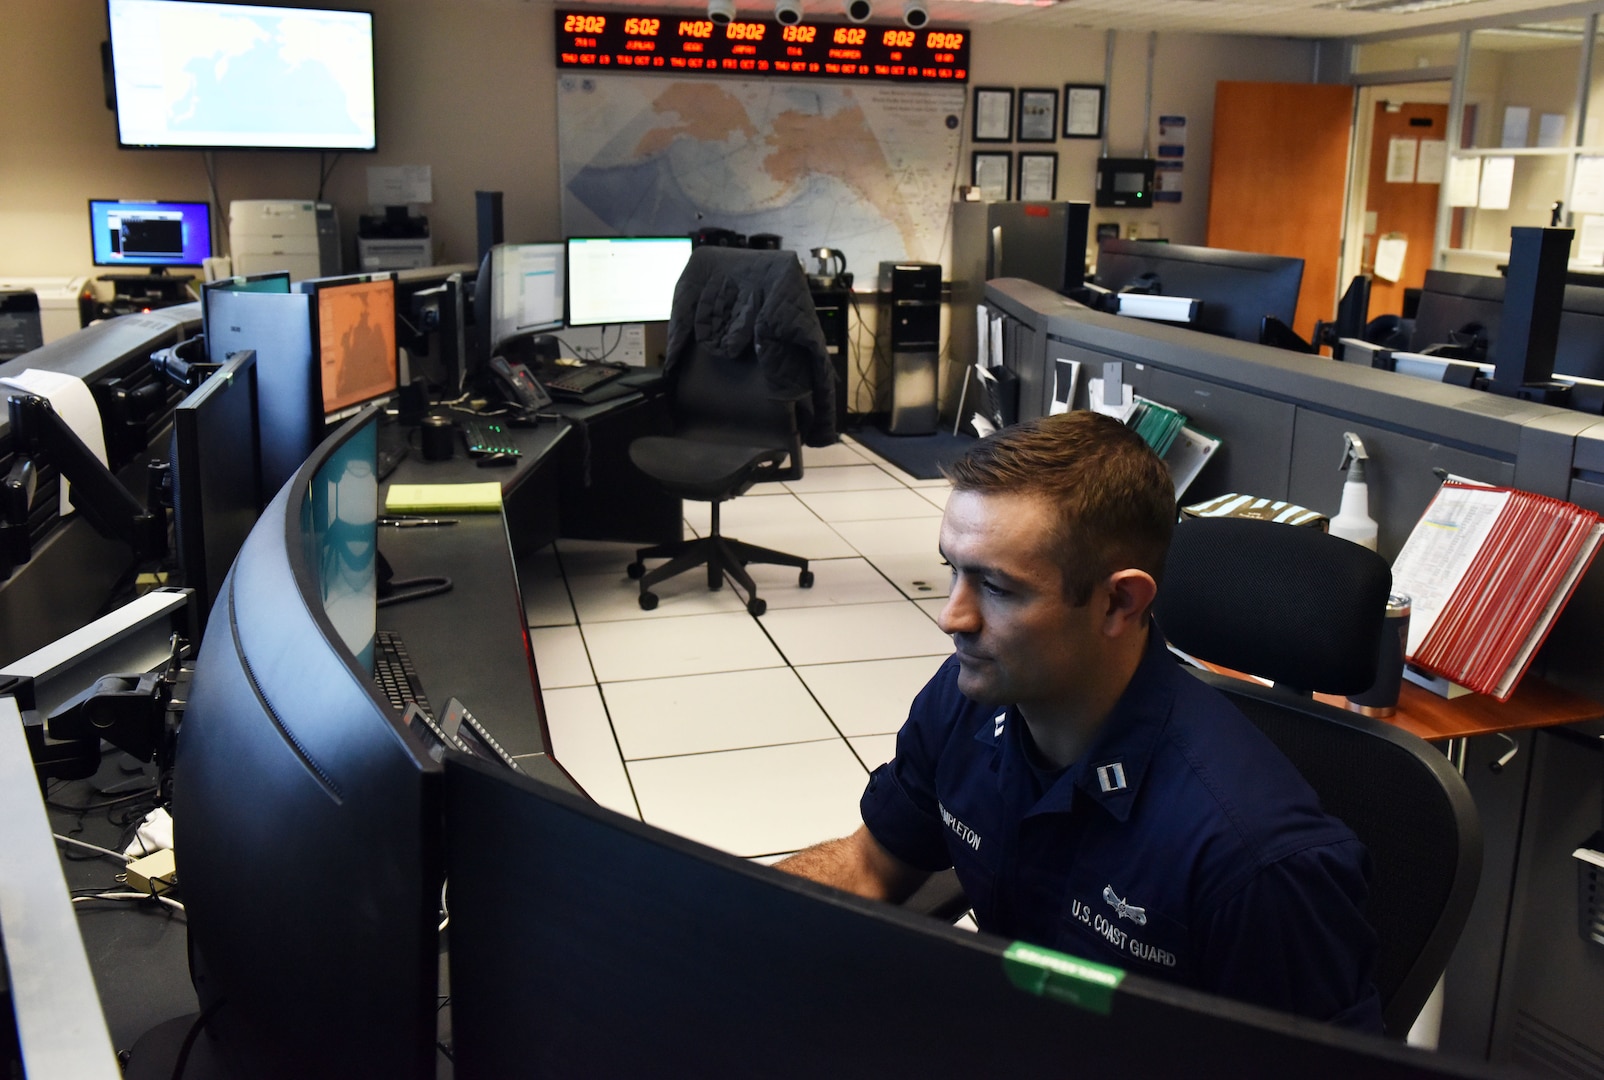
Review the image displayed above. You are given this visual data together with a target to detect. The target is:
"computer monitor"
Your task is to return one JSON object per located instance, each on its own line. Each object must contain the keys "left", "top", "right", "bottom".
{"left": 1094, "top": 239, "right": 1304, "bottom": 342}
{"left": 88, "top": 199, "right": 212, "bottom": 272}
{"left": 442, "top": 754, "right": 1494, "bottom": 1079}
{"left": 1334, "top": 274, "right": 1373, "bottom": 340}
{"left": 199, "top": 272, "right": 291, "bottom": 344}
{"left": 487, "top": 243, "right": 565, "bottom": 355}
{"left": 1410, "top": 270, "right": 1504, "bottom": 360}
{"left": 565, "top": 236, "right": 694, "bottom": 327}
{"left": 169, "top": 350, "right": 262, "bottom": 635}
{"left": 1554, "top": 279, "right": 1604, "bottom": 381}
{"left": 106, "top": 0, "right": 377, "bottom": 152}
{"left": 298, "top": 274, "right": 400, "bottom": 419}
{"left": 175, "top": 406, "right": 442, "bottom": 1079}
{"left": 202, "top": 288, "right": 321, "bottom": 498}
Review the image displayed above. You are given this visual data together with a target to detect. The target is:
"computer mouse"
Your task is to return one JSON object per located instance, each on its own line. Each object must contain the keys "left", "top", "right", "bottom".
{"left": 476, "top": 452, "right": 517, "bottom": 468}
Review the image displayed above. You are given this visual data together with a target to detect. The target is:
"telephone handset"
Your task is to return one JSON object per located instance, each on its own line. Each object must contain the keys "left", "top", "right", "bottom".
{"left": 489, "top": 355, "right": 552, "bottom": 413}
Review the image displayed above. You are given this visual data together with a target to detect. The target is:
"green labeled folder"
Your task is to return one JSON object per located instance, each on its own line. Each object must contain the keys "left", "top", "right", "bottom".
{"left": 385, "top": 482, "right": 504, "bottom": 514}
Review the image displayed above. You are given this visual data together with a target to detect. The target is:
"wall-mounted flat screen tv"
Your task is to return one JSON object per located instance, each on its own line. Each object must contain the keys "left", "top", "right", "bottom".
{"left": 106, "top": 0, "right": 377, "bottom": 152}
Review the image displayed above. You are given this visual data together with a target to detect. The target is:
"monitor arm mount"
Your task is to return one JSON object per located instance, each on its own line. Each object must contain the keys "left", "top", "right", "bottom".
{"left": 10, "top": 632, "right": 191, "bottom": 797}
{"left": 5, "top": 394, "right": 168, "bottom": 573}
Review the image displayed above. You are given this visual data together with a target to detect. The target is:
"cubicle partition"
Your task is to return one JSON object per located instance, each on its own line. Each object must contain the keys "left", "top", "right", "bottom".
{"left": 984, "top": 277, "right": 1604, "bottom": 1074}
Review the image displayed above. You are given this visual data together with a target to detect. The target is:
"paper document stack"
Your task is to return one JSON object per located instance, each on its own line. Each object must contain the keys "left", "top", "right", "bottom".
{"left": 1391, "top": 481, "right": 1604, "bottom": 701}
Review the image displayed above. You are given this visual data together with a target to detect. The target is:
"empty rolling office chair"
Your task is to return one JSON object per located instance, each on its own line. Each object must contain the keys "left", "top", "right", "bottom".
{"left": 626, "top": 247, "right": 837, "bottom": 616}
{"left": 1155, "top": 516, "right": 1482, "bottom": 1037}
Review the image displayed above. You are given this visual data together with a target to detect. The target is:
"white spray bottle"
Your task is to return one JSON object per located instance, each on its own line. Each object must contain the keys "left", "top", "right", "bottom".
{"left": 1330, "top": 432, "right": 1379, "bottom": 550}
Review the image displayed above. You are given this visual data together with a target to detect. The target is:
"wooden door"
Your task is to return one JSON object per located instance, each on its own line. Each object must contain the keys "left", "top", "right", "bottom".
{"left": 1364, "top": 102, "right": 1450, "bottom": 319}
{"left": 1208, "top": 82, "right": 1354, "bottom": 341}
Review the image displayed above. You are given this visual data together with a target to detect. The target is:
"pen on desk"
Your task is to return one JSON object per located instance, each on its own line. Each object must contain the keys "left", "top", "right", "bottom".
{"left": 379, "top": 516, "right": 460, "bottom": 527}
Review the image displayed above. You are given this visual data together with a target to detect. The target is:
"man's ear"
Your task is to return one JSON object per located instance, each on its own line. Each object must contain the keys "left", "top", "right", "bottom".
{"left": 1101, "top": 569, "right": 1157, "bottom": 636}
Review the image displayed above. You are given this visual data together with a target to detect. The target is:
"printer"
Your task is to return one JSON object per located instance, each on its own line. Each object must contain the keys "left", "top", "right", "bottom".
{"left": 229, "top": 200, "right": 341, "bottom": 281}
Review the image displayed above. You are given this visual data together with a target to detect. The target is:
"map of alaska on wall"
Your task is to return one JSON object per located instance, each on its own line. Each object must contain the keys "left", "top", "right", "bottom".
{"left": 557, "top": 74, "right": 966, "bottom": 282}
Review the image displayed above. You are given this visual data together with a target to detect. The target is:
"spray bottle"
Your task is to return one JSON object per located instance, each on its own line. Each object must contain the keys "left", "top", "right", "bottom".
{"left": 1330, "top": 432, "right": 1379, "bottom": 550}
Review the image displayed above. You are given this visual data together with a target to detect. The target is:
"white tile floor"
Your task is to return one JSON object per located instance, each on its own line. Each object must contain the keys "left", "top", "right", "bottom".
{"left": 515, "top": 436, "right": 956, "bottom": 860}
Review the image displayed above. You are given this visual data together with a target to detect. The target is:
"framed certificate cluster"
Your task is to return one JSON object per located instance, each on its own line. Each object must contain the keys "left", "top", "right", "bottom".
{"left": 968, "top": 85, "right": 1085, "bottom": 200}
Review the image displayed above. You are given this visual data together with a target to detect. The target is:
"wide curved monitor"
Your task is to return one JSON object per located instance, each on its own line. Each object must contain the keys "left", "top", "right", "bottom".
{"left": 443, "top": 754, "right": 1498, "bottom": 1080}
{"left": 175, "top": 406, "right": 441, "bottom": 1079}
{"left": 106, "top": 0, "right": 378, "bottom": 152}
{"left": 1094, "top": 239, "right": 1303, "bottom": 343}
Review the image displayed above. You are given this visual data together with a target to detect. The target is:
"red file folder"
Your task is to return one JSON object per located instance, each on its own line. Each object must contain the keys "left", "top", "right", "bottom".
{"left": 1392, "top": 481, "right": 1604, "bottom": 702}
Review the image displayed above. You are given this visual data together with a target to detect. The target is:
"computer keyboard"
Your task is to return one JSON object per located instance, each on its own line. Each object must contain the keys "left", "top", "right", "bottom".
{"left": 460, "top": 417, "right": 520, "bottom": 457}
{"left": 544, "top": 364, "right": 623, "bottom": 397}
{"left": 373, "top": 629, "right": 432, "bottom": 717}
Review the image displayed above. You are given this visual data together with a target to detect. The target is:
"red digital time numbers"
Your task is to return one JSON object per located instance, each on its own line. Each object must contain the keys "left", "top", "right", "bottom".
{"left": 833, "top": 27, "right": 866, "bottom": 45}
{"left": 925, "top": 30, "right": 964, "bottom": 49}
{"left": 624, "top": 17, "right": 660, "bottom": 35}
{"left": 678, "top": 19, "right": 714, "bottom": 37}
{"left": 782, "top": 24, "right": 816, "bottom": 42}
{"left": 725, "top": 21, "right": 766, "bottom": 40}
{"left": 563, "top": 12, "right": 606, "bottom": 33}
{"left": 882, "top": 29, "right": 914, "bottom": 47}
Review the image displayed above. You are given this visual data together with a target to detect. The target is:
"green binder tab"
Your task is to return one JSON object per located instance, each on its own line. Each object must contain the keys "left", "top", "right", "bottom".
{"left": 1002, "top": 942, "right": 1125, "bottom": 1015}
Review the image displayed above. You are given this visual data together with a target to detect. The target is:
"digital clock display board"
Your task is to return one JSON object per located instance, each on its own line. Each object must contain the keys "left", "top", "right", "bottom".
{"left": 556, "top": 10, "right": 969, "bottom": 82}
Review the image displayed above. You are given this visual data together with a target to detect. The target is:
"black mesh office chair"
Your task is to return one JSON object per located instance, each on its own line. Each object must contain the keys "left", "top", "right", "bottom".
{"left": 1155, "top": 516, "right": 1483, "bottom": 1037}
{"left": 626, "top": 247, "right": 837, "bottom": 616}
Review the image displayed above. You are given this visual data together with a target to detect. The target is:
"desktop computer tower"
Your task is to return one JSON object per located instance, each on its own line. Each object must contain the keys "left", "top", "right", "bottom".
{"left": 879, "top": 261, "right": 941, "bottom": 435}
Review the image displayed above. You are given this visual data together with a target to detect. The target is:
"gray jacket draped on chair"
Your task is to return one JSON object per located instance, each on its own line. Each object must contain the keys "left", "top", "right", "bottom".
{"left": 663, "top": 247, "right": 838, "bottom": 447}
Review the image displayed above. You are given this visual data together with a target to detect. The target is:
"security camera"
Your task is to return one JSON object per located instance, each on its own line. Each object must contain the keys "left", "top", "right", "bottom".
{"left": 902, "top": 0, "right": 929, "bottom": 27}
{"left": 775, "top": 0, "right": 803, "bottom": 24}
{"left": 845, "top": 0, "right": 872, "bottom": 22}
{"left": 708, "top": 0, "right": 736, "bottom": 24}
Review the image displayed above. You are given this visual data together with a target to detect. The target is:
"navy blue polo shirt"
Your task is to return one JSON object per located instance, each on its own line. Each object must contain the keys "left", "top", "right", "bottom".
{"left": 861, "top": 628, "right": 1383, "bottom": 1030}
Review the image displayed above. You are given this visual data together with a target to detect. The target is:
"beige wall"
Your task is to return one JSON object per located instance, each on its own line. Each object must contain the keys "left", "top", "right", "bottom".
{"left": 2, "top": 0, "right": 1315, "bottom": 284}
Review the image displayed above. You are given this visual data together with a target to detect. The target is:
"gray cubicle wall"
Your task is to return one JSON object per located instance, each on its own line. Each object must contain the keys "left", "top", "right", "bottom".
{"left": 983, "top": 277, "right": 1604, "bottom": 699}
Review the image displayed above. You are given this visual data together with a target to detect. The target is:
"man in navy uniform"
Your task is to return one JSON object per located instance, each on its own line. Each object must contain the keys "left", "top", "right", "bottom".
{"left": 778, "top": 410, "right": 1382, "bottom": 1029}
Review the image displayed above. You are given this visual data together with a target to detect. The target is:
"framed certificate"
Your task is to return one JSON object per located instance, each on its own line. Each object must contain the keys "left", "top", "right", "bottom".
{"left": 971, "top": 151, "right": 1012, "bottom": 202}
{"left": 973, "top": 87, "right": 1013, "bottom": 143}
{"left": 1063, "top": 83, "right": 1104, "bottom": 139}
{"left": 1017, "top": 152, "right": 1058, "bottom": 201}
{"left": 1016, "top": 88, "right": 1058, "bottom": 143}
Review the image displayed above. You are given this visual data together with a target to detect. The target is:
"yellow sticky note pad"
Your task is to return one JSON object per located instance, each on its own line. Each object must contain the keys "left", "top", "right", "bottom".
{"left": 385, "top": 482, "right": 504, "bottom": 514}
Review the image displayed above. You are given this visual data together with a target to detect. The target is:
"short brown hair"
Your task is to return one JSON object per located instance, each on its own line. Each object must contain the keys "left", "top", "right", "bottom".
{"left": 941, "top": 411, "right": 1176, "bottom": 605}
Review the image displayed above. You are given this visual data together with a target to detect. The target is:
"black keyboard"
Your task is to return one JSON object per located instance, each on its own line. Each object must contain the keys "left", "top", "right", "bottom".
{"left": 374, "top": 629, "right": 432, "bottom": 717}
{"left": 460, "top": 417, "right": 520, "bottom": 457}
{"left": 377, "top": 443, "right": 410, "bottom": 481}
{"left": 544, "top": 364, "right": 623, "bottom": 397}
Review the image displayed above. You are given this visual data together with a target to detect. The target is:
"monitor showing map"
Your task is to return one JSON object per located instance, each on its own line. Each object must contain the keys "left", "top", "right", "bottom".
{"left": 106, "top": 0, "right": 378, "bottom": 152}
{"left": 300, "top": 274, "right": 399, "bottom": 419}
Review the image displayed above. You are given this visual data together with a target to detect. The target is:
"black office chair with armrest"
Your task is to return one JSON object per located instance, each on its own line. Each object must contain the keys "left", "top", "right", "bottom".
{"left": 626, "top": 247, "right": 837, "bottom": 616}
{"left": 1154, "top": 516, "right": 1482, "bottom": 1038}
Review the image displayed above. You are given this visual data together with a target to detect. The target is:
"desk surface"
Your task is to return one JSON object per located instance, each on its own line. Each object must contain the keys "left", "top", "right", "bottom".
{"left": 1316, "top": 677, "right": 1604, "bottom": 742}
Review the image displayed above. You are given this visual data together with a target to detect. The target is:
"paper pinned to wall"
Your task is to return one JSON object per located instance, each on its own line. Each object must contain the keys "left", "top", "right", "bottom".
{"left": 367, "top": 165, "right": 433, "bottom": 205}
{"left": 1387, "top": 138, "right": 1418, "bottom": 183}
{"left": 1538, "top": 113, "right": 1568, "bottom": 148}
{"left": 1478, "top": 156, "right": 1515, "bottom": 210}
{"left": 1374, "top": 236, "right": 1408, "bottom": 283}
{"left": 1580, "top": 216, "right": 1604, "bottom": 265}
{"left": 1501, "top": 106, "right": 1531, "bottom": 148}
{"left": 1446, "top": 156, "right": 1482, "bottom": 207}
{"left": 1572, "top": 157, "right": 1604, "bottom": 215}
{"left": 1417, "top": 140, "right": 1447, "bottom": 185}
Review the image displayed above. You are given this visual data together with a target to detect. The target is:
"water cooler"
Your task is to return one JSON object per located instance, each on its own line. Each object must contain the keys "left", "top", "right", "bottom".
{"left": 878, "top": 261, "right": 941, "bottom": 434}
